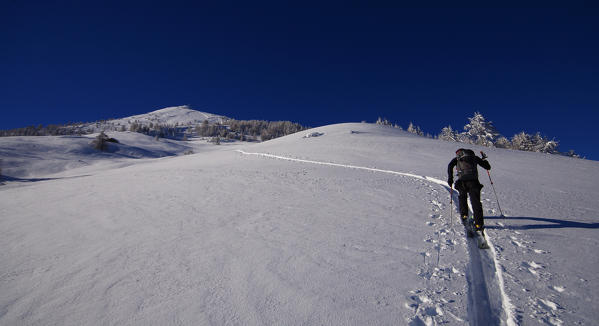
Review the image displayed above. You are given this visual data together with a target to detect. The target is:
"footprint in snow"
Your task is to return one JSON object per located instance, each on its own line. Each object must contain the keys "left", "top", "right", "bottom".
{"left": 533, "top": 248, "right": 550, "bottom": 254}
{"left": 436, "top": 228, "right": 449, "bottom": 235}
{"left": 423, "top": 306, "right": 443, "bottom": 317}
{"left": 450, "top": 266, "right": 461, "bottom": 275}
{"left": 430, "top": 200, "right": 443, "bottom": 210}
{"left": 543, "top": 316, "right": 564, "bottom": 326}
{"left": 405, "top": 292, "right": 445, "bottom": 326}
{"left": 538, "top": 298, "right": 560, "bottom": 311}
{"left": 529, "top": 297, "right": 563, "bottom": 326}
{"left": 407, "top": 315, "right": 432, "bottom": 326}
{"left": 510, "top": 236, "right": 525, "bottom": 248}
{"left": 522, "top": 261, "right": 544, "bottom": 276}
{"left": 409, "top": 293, "right": 432, "bottom": 305}
{"left": 523, "top": 261, "right": 544, "bottom": 269}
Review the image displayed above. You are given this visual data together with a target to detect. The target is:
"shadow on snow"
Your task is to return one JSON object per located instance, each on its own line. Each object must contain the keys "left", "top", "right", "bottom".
{"left": 1, "top": 175, "right": 91, "bottom": 184}
{"left": 486, "top": 216, "right": 599, "bottom": 230}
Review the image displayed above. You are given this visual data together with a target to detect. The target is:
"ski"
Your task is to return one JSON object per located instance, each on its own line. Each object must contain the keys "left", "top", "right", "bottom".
{"left": 477, "top": 230, "right": 490, "bottom": 249}
{"left": 462, "top": 217, "right": 489, "bottom": 249}
{"left": 461, "top": 216, "right": 475, "bottom": 237}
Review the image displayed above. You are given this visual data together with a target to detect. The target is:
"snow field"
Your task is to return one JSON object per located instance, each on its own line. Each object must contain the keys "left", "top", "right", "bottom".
{"left": 1, "top": 150, "right": 458, "bottom": 325}
{"left": 2, "top": 122, "right": 599, "bottom": 325}
{"left": 238, "top": 149, "right": 517, "bottom": 325}
{"left": 0, "top": 131, "right": 235, "bottom": 180}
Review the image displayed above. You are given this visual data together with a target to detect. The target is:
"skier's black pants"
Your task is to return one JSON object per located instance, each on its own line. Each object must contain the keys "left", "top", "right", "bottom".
{"left": 455, "top": 179, "right": 484, "bottom": 227}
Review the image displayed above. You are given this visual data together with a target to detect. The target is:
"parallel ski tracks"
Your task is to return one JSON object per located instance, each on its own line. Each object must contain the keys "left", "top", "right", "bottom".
{"left": 236, "top": 149, "right": 517, "bottom": 326}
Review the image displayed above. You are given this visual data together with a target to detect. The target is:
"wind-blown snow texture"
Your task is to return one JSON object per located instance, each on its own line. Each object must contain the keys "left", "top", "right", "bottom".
{"left": 1, "top": 122, "right": 598, "bottom": 325}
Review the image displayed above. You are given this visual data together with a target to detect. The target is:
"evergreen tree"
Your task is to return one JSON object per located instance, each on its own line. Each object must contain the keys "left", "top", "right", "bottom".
{"left": 376, "top": 117, "right": 392, "bottom": 126}
{"left": 439, "top": 125, "right": 457, "bottom": 141}
{"left": 462, "top": 112, "right": 500, "bottom": 146}
{"left": 494, "top": 136, "right": 511, "bottom": 149}
{"left": 407, "top": 122, "right": 424, "bottom": 136}
{"left": 531, "top": 132, "right": 559, "bottom": 153}
{"left": 92, "top": 131, "right": 109, "bottom": 151}
{"left": 511, "top": 131, "right": 534, "bottom": 151}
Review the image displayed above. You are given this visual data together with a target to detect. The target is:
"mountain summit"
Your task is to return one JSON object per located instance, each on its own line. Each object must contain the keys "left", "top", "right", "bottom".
{"left": 112, "top": 105, "right": 227, "bottom": 127}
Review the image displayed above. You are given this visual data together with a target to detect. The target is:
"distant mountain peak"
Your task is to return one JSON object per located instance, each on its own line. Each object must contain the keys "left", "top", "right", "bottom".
{"left": 121, "top": 106, "right": 228, "bottom": 126}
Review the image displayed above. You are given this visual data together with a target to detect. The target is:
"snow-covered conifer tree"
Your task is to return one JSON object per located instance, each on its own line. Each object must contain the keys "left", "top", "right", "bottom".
{"left": 511, "top": 131, "right": 533, "bottom": 151}
{"left": 462, "top": 112, "right": 500, "bottom": 146}
{"left": 531, "top": 132, "right": 559, "bottom": 153}
{"left": 455, "top": 131, "right": 472, "bottom": 144}
{"left": 407, "top": 122, "right": 424, "bottom": 136}
{"left": 438, "top": 125, "right": 457, "bottom": 141}
{"left": 376, "top": 117, "right": 392, "bottom": 126}
{"left": 494, "top": 136, "right": 511, "bottom": 149}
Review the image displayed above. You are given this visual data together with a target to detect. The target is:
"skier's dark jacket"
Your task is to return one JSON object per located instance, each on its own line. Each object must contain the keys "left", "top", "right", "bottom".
{"left": 447, "top": 149, "right": 491, "bottom": 182}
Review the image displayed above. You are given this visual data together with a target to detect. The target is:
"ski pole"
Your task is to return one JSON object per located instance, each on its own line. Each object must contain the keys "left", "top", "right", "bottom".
{"left": 480, "top": 151, "right": 505, "bottom": 218}
{"left": 486, "top": 170, "right": 505, "bottom": 218}
{"left": 450, "top": 187, "right": 454, "bottom": 228}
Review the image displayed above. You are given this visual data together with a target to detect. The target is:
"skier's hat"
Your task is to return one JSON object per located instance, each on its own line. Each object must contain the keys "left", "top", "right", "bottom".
{"left": 456, "top": 148, "right": 475, "bottom": 157}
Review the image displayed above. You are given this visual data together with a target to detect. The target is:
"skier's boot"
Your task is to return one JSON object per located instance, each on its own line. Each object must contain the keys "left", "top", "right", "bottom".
{"left": 474, "top": 223, "right": 484, "bottom": 232}
{"left": 461, "top": 215, "right": 468, "bottom": 224}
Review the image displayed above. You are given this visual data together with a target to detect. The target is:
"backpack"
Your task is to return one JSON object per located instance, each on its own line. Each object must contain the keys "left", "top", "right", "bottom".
{"left": 455, "top": 148, "right": 477, "bottom": 180}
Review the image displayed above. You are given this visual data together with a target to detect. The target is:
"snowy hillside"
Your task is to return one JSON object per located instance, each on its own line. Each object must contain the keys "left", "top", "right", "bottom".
{"left": 82, "top": 106, "right": 227, "bottom": 135}
{"left": 0, "top": 131, "right": 233, "bottom": 179}
{"left": 1, "top": 123, "right": 598, "bottom": 325}
{"left": 110, "top": 106, "right": 227, "bottom": 127}
{"left": 0, "top": 106, "right": 228, "bottom": 136}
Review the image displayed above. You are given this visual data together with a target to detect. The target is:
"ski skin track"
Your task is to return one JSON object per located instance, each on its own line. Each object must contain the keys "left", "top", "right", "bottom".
{"left": 236, "top": 149, "right": 517, "bottom": 326}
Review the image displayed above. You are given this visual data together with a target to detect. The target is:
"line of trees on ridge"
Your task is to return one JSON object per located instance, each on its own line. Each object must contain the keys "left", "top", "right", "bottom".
{"left": 376, "top": 112, "right": 580, "bottom": 158}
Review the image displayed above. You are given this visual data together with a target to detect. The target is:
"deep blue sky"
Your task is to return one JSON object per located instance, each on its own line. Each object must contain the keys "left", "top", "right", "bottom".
{"left": 2, "top": 2, "right": 598, "bottom": 159}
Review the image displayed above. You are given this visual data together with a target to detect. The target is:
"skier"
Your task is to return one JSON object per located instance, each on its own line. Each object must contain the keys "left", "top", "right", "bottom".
{"left": 447, "top": 148, "right": 491, "bottom": 231}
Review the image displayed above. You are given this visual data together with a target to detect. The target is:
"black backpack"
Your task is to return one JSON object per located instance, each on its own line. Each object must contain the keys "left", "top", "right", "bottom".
{"left": 455, "top": 148, "right": 477, "bottom": 180}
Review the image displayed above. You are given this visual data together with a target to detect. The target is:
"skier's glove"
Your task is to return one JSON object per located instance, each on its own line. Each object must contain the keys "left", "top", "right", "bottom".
{"left": 448, "top": 177, "right": 453, "bottom": 187}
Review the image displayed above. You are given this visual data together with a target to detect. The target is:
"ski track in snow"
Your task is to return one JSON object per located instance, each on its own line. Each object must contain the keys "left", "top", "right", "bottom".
{"left": 236, "top": 150, "right": 517, "bottom": 326}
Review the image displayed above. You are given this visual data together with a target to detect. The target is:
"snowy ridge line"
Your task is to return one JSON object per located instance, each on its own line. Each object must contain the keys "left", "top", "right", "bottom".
{"left": 236, "top": 149, "right": 517, "bottom": 326}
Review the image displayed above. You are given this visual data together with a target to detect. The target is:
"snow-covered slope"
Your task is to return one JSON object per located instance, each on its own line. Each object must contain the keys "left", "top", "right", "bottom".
{"left": 1, "top": 123, "right": 598, "bottom": 325}
{"left": 111, "top": 106, "right": 227, "bottom": 126}
{"left": 0, "top": 106, "right": 230, "bottom": 179}
{"left": 19, "top": 106, "right": 229, "bottom": 135}
{"left": 0, "top": 131, "right": 235, "bottom": 179}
